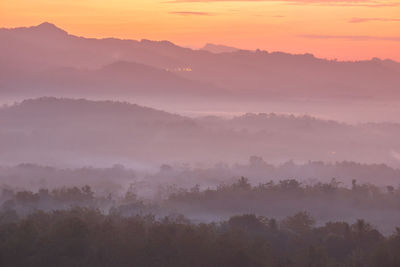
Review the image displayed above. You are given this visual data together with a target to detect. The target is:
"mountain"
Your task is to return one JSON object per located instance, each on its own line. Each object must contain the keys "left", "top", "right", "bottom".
{"left": 0, "top": 97, "right": 399, "bottom": 168}
{"left": 0, "top": 22, "right": 190, "bottom": 71}
{"left": 201, "top": 43, "right": 239, "bottom": 53}
{"left": 1, "top": 22, "right": 400, "bottom": 102}
{"left": 0, "top": 60, "right": 224, "bottom": 98}
{"left": 0, "top": 97, "right": 184, "bottom": 123}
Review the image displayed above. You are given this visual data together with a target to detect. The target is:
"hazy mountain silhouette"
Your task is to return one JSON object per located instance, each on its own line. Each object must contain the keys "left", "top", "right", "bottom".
{"left": 1, "top": 22, "right": 400, "bottom": 102}
{"left": 1, "top": 97, "right": 184, "bottom": 123}
{"left": 0, "top": 97, "right": 399, "bottom": 168}
{"left": 13, "top": 22, "right": 68, "bottom": 36}
{"left": 0, "top": 60, "right": 224, "bottom": 98}
{"left": 201, "top": 43, "right": 239, "bottom": 53}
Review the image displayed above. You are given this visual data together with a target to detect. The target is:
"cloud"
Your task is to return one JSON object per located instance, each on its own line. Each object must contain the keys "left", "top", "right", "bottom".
{"left": 170, "top": 0, "right": 359, "bottom": 1}
{"left": 349, "top": 17, "right": 400, "bottom": 23}
{"left": 300, "top": 34, "right": 400, "bottom": 42}
{"left": 166, "top": 0, "right": 400, "bottom": 8}
{"left": 167, "top": 0, "right": 396, "bottom": 4}
{"left": 312, "top": 1, "right": 400, "bottom": 7}
{"left": 169, "top": 11, "right": 214, "bottom": 16}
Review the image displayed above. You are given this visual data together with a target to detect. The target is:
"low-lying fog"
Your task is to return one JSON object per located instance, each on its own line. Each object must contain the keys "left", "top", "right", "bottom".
{"left": 2, "top": 95, "right": 400, "bottom": 124}
{"left": 1, "top": 97, "right": 399, "bottom": 169}
{"left": 1, "top": 96, "right": 400, "bottom": 235}
{"left": 1, "top": 161, "right": 400, "bottom": 235}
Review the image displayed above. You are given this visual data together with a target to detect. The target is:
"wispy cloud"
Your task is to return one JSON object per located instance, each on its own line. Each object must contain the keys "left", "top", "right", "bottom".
{"left": 309, "top": 1, "right": 400, "bottom": 7}
{"left": 300, "top": 34, "right": 400, "bottom": 41}
{"left": 166, "top": 0, "right": 399, "bottom": 8}
{"left": 169, "top": 11, "right": 214, "bottom": 16}
{"left": 170, "top": 0, "right": 364, "bottom": 1}
{"left": 169, "top": 0, "right": 394, "bottom": 3}
{"left": 349, "top": 17, "right": 400, "bottom": 23}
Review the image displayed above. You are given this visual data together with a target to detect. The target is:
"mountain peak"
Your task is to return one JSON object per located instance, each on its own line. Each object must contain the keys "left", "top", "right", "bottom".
{"left": 32, "top": 22, "right": 67, "bottom": 35}
{"left": 202, "top": 43, "right": 239, "bottom": 53}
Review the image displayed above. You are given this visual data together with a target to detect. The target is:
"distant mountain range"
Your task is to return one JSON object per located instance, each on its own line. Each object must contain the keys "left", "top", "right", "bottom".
{"left": 0, "top": 97, "right": 399, "bottom": 168}
{"left": 1, "top": 22, "right": 399, "bottom": 101}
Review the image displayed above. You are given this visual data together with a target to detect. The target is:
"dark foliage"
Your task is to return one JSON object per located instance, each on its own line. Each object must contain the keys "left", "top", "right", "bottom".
{"left": 0, "top": 208, "right": 398, "bottom": 267}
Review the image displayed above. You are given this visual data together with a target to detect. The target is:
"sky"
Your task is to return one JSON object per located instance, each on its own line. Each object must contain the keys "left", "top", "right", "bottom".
{"left": 1, "top": 0, "right": 399, "bottom": 61}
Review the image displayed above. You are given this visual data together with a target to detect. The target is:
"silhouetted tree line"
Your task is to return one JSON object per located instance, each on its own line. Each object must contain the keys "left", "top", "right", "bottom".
{"left": 3, "top": 177, "right": 400, "bottom": 216}
{"left": 163, "top": 177, "right": 400, "bottom": 235}
{"left": 0, "top": 185, "right": 159, "bottom": 219}
{"left": 167, "top": 177, "right": 400, "bottom": 211}
{"left": 0, "top": 208, "right": 399, "bottom": 267}
{"left": 3, "top": 177, "right": 400, "bottom": 231}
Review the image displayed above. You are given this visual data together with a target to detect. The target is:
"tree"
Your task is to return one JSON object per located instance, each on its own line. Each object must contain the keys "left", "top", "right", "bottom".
{"left": 282, "top": 212, "right": 315, "bottom": 234}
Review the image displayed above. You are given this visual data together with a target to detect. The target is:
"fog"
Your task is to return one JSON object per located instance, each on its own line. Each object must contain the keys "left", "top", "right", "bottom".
{"left": 0, "top": 95, "right": 399, "bottom": 232}
{"left": 0, "top": 97, "right": 399, "bottom": 169}
{"left": 1, "top": 22, "right": 400, "bottom": 250}
{"left": 1, "top": 162, "right": 400, "bottom": 234}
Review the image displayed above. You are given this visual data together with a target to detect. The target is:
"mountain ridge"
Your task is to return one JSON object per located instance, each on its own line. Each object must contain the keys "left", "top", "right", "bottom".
{"left": 1, "top": 22, "right": 398, "bottom": 64}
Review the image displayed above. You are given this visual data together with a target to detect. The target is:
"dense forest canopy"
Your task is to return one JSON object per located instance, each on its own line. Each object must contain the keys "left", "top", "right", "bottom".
{"left": 0, "top": 208, "right": 399, "bottom": 267}
{"left": 1, "top": 173, "right": 400, "bottom": 234}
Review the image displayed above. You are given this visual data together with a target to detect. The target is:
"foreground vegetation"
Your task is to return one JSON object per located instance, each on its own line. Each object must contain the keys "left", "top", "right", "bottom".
{"left": 0, "top": 179, "right": 400, "bottom": 266}
{"left": 0, "top": 208, "right": 399, "bottom": 267}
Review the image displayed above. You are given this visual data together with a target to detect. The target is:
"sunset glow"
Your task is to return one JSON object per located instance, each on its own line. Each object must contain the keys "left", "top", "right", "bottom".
{"left": 1, "top": 0, "right": 399, "bottom": 60}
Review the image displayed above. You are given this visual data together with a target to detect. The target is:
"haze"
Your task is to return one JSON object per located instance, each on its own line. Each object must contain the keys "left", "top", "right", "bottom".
{"left": 1, "top": 4, "right": 400, "bottom": 266}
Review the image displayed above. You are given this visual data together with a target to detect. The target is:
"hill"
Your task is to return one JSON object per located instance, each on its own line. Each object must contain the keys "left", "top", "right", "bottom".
{"left": 0, "top": 97, "right": 399, "bottom": 168}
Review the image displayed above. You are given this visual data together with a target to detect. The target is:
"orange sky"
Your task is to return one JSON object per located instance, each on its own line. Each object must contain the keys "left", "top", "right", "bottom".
{"left": 1, "top": 0, "right": 399, "bottom": 61}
